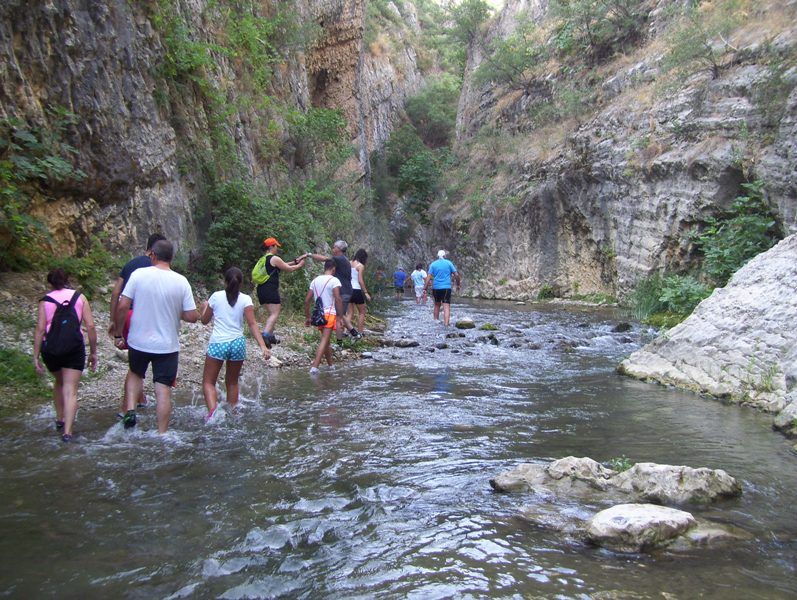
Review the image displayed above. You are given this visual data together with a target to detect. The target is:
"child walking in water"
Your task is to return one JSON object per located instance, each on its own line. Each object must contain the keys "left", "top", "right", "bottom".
{"left": 200, "top": 267, "right": 269, "bottom": 421}
{"left": 304, "top": 259, "right": 343, "bottom": 374}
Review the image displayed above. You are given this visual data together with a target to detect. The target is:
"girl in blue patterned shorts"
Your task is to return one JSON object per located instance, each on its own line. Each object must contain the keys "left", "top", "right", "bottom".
{"left": 200, "top": 267, "right": 270, "bottom": 420}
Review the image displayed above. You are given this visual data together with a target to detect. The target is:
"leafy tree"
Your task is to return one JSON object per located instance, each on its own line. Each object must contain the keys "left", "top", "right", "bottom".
{"left": 405, "top": 74, "right": 461, "bottom": 148}
{"left": 473, "top": 13, "right": 549, "bottom": 90}
{"left": 695, "top": 180, "right": 782, "bottom": 285}
{"left": 398, "top": 149, "right": 441, "bottom": 200}
{"left": 549, "top": 0, "right": 645, "bottom": 62}
{"left": 385, "top": 124, "right": 426, "bottom": 177}
{"left": 449, "top": 0, "right": 493, "bottom": 46}
{"left": 664, "top": 0, "right": 746, "bottom": 79}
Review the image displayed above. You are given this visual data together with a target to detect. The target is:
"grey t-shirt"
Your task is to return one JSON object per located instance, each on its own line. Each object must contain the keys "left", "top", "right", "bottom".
{"left": 333, "top": 255, "right": 353, "bottom": 296}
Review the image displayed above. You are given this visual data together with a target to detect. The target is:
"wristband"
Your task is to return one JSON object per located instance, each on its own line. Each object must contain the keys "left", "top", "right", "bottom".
{"left": 114, "top": 336, "right": 122, "bottom": 339}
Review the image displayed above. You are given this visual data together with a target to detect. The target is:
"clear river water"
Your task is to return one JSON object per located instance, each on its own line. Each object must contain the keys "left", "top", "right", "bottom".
{"left": 1, "top": 299, "right": 795, "bottom": 599}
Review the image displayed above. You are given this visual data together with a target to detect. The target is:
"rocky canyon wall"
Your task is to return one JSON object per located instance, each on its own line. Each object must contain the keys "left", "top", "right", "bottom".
{"left": 0, "top": 0, "right": 421, "bottom": 258}
{"left": 446, "top": 0, "right": 796, "bottom": 300}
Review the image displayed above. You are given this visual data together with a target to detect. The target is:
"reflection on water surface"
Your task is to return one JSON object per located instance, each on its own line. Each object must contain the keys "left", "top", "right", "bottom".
{"left": 1, "top": 299, "right": 795, "bottom": 598}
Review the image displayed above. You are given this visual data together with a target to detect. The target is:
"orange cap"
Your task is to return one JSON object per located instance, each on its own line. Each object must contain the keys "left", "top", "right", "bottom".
{"left": 263, "top": 237, "right": 282, "bottom": 248}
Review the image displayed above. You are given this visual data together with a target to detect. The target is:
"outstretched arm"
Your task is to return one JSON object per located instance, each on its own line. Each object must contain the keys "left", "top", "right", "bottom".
{"left": 200, "top": 301, "right": 214, "bottom": 325}
{"left": 244, "top": 305, "right": 270, "bottom": 360}
{"left": 271, "top": 255, "right": 306, "bottom": 273}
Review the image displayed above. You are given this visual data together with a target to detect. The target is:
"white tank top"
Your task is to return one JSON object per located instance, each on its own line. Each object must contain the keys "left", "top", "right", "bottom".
{"left": 350, "top": 263, "right": 361, "bottom": 290}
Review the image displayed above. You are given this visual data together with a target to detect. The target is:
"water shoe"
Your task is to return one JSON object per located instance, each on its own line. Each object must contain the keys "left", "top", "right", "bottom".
{"left": 122, "top": 410, "right": 137, "bottom": 429}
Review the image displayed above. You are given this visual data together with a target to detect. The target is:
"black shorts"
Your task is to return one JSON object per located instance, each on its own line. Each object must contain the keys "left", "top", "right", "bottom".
{"left": 351, "top": 289, "right": 366, "bottom": 305}
{"left": 395, "top": 286, "right": 404, "bottom": 293}
{"left": 257, "top": 284, "right": 280, "bottom": 305}
{"left": 128, "top": 348, "right": 179, "bottom": 386}
{"left": 432, "top": 288, "right": 452, "bottom": 304}
{"left": 41, "top": 348, "right": 85, "bottom": 373}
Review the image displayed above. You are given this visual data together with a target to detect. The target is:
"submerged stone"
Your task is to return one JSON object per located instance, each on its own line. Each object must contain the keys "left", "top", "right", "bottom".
{"left": 455, "top": 319, "right": 476, "bottom": 329}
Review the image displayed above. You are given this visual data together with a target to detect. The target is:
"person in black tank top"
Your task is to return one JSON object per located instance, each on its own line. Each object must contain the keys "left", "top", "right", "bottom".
{"left": 256, "top": 236, "right": 307, "bottom": 347}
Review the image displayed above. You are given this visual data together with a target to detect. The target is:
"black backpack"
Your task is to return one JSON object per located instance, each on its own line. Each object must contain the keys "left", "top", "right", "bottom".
{"left": 42, "top": 290, "right": 84, "bottom": 357}
{"left": 310, "top": 279, "right": 330, "bottom": 326}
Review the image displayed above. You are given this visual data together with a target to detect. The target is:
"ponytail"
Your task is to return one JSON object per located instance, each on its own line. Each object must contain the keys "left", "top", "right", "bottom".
{"left": 224, "top": 267, "right": 243, "bottom": 307}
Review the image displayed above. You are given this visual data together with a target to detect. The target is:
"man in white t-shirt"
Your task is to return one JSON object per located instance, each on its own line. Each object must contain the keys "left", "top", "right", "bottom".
{"left": 410, "top": 263, "right": 428, "bottom": 305}
{"left": 114, "top": 239, "right": 199, "bottom": 433}
{"left": 304, "top": 259, "right": 343, "bottom": 374}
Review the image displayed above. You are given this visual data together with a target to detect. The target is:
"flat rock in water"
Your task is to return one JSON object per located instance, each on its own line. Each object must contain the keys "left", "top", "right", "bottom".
{"left": 611, "top": 462, "right": 742, "bottom": 504}
{"left": 455, "top": 319, "right": 476, "bottom": 329}
{"left": 491, "top": 457, "right": 741, "bottom": 505}
{"left": 586, "top": 503, "right": 697, "bottom": 552}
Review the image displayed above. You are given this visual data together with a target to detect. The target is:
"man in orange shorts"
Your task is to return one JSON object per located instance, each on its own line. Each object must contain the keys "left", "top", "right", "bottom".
{"left": 304, "top": 259, "right": 344, "bottom": 375}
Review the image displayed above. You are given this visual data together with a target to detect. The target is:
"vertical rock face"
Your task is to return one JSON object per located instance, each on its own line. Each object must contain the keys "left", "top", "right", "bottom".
{"left": 307, "top": 0, "right": 422, "bottom": 181}
{"left": 0, "top": 0, "right": 192, "bottom": 252}
{"left": 0, "top": 0, "right": 421, "bottom": 255}
{"left": 448, "top": 0, "right": 797, "bottom": 299}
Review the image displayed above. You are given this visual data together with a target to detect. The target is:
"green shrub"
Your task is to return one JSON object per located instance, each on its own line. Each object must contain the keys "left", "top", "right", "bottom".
{"left": 549, "top": 0, "right": 646, "bottom": 62}
{"left": 286, "top": 107, "right": 350, "bottom": 168}
{"left": 405, "top": 74, "right": 461, "bottom": 148}
{"left": 473, "top": 12, "right": 548, "bottom": 90}
{"left": 48, "top": 235, "right": 121, "bottom": 300}
{"left": 629, "top": 273, "right": 711, "bottom": 326}
{"left": 398, "top": 149, "right": 441, "bottom": 200}
{"left": 657, "top": 274, "right": 712, "bottom": 316}
{"left": 0, "top": 347, "right": 51, "bottom": 405}
{"left": 0, "top": 109, "right": 86, "bottom": 270}
{"left": 695, "top": 180, "right": 782, "bottom": 285}
{"left": 663, "top": 0, "right": 746, "bottom": 79}
{"left": 628, "top": 274, "right": 666, "bottom": 321}
{"left": 385, "top": 125, "right": 426, "bottom": 177}
{"left": 607, "top": 455, "right": 633, "bottom": 472}
{"left": 537, "top": 284, "right": 556, "bottom": 300}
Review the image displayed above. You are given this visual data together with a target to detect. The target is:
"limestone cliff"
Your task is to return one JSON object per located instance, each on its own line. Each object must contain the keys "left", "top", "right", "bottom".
{"left": 0, "top": 0, "right": 421, "bottom": 258}
{"left": 440, "top": 0, "right": 796, "bottom": 300}
{"left": 619, "top": 234, "right": 797, "bottom": 437}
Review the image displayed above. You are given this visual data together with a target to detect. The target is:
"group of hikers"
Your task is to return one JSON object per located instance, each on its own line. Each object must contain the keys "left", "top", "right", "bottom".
{"left": 32, "top": 234, "right": 460, "bottom": 440}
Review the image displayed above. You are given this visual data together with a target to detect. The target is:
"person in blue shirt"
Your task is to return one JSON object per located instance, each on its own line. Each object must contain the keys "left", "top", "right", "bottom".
{"left": 424, "top": 250, "right": 461, "bottom": 326}
{"left": 393, "top": 267, "right": 407, "bottom": 299}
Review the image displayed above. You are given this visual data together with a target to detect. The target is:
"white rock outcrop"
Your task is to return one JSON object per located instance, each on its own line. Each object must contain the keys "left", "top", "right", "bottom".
{"left": 620, "top": 234, "right": 797, "bottom": 436}
{"left": 490, "top": 457, "right": 741, "bottom": 504}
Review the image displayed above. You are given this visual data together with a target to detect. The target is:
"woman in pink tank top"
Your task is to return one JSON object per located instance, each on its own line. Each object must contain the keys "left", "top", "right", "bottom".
{"left": 33, "top": 269, "right": 98, "bottom": 442}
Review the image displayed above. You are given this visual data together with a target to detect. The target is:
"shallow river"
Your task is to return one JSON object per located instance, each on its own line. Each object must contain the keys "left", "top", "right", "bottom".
{"left": 1, "top": 299, "right": 796, "bottom": 599}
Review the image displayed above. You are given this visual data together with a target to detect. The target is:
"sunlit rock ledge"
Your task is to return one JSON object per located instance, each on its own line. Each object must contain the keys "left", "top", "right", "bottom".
{"left": 618, "top": 234, "right": 797, "bottom": 438}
